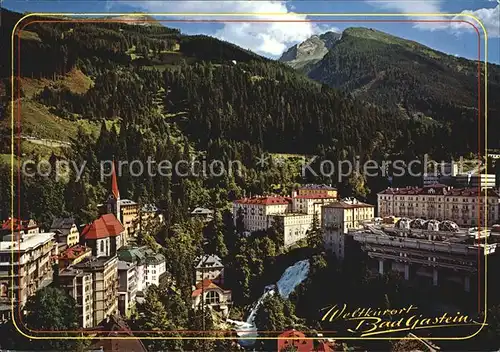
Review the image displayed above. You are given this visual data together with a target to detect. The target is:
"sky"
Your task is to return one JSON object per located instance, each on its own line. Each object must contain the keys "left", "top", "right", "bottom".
{"left": 4, "top": 0, "right": 500, "bottom": 63}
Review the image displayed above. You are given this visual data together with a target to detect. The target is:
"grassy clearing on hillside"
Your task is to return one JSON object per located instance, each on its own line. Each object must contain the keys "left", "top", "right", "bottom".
{"left": 21, "top": 140, "right": 64, "bottom": 156}
{"left": 19, "top": 30, "right": 41, "bottom": 42}
{"left": 11, "top": 100, "right": 115, "bottom": 143}
{"left": 0, "top": 140, "right": 61, "bottom": 166}
{"left": 20, "top": 68, "right": 93, "bottom": 98}
{"left": 18, "top": 101, "right": 91, "bottom": 141}
{"left": 56, "top": 69, "right": 93, "bottom": 94}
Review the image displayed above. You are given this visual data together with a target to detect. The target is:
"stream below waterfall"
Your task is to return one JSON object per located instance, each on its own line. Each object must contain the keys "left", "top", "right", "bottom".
{"left": 226, "top": 259, "right": 310, "bottom": 347}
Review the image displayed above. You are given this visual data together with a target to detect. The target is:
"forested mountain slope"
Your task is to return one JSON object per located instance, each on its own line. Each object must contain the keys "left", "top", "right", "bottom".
{"left": 281, "top": 27, "right": 500, "bottom": 149}
{"left": 1, "top": 8, "right": 444, "bottom": 159}
{"left": 0, "top": 9, "right": 492, "bottom": 226}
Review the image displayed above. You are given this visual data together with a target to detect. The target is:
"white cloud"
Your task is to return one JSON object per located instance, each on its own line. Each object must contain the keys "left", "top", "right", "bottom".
{"left": 116, "top": 1, "right": 340, "bottom": 57}
{"left": 451, "top": 5, "right": 500, "bottom": 37}
{"left": 369, "top": 0, "right": 499, "bottom": 37}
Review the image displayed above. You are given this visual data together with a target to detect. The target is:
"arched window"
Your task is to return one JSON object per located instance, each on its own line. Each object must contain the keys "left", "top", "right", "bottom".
{"left": 205, "top": 290, "right": 220, "bottom": 305}
{"left": 100, "top": 240, "right": 104, "bottom": 253}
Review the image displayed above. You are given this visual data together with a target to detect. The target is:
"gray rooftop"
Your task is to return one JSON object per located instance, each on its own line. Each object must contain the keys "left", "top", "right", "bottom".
{"left": 118, "top": 260, "right": 136, "bottom": 271}
{"left": 50, "top": 217, "right": 76, "bottom": 230}
{"left": 191, "top": 207, "right": 213, "bottom": 215}
{"left": 195, "top": 254, "right": 223, "bottom": 268}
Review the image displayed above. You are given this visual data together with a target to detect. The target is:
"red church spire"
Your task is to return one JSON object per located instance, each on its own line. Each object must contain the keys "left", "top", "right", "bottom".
{"left": 111, "top": 160, "right": 120, "bottom": 200}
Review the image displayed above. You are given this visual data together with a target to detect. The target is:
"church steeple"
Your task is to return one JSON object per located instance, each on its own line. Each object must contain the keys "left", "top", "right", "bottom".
{"left": 111, "top": 159, "right": 120, "bottom": 200}
{"left": 108, "top": 159, "right": 121, "bottom": 223}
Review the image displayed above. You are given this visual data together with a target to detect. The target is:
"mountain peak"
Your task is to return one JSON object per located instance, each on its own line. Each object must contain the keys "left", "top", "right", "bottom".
{"left": 278, "top": 31, "right": 342, "bottom": 69}
{"left": 107, "top": 14, "right": 163, "bottom": 27}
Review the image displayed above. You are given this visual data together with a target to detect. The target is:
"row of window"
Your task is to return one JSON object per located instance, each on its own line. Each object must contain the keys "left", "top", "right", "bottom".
{"left": 382, "top": 196, "right": 495, "bottom": 203}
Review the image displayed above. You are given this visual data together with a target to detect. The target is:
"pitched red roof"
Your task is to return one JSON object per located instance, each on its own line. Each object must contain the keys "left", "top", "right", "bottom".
{"left": 235, "top": 196, "right": 291, "bottom": 205}
{"left": 89, "top": 315, "right": 147, "bottom": 352}
{"left": 81, "top": 214, "right": 124, "bottom": 240}
{"left": 1, "top": 218, "right": 38, "bottom": 231}
{"left": 58, "top": 244, "right": 91, "bottom": 260}
{"left": 192, "top": 279, "right": 219, "bottom": 297}
{"left": 279, "top": 330, "right": 307, "bottom": 339}
{"left": 277, "top": 330, "right": 314, "bottom": 352}
{"left": 111, "top": 160, "right": 120, "bottom": 200}
{"left": 191, "top": 279, "right": 232, "bottom": 297}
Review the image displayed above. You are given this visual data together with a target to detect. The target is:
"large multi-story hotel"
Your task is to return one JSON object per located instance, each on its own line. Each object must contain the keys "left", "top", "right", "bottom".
{"left": 233, "top": 185, "right": 339, "bottom": 246}
{"left": 233, "top": 196, "right": 292, "bottom": 232}
{"left": 349, "top": 218, "right": 498, "bottom": 292}
{"left": 321, "top": 199, "right": 375, "bottom": 260}
{"left": 0, "top": 232, "right": 57, "bottom": 321}
{"left": 377, "top": 184, "right": 500, "bottom": 227}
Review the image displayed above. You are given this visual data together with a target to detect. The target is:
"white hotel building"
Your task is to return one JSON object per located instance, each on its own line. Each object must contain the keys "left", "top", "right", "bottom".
{"left": 232, "top": 185, "right": 339, "bottom": 246}
{"left": 377, "top": 184, "right": 500, "bottom": 227}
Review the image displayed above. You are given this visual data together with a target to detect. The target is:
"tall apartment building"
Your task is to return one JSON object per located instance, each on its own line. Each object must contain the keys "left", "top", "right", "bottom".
{"left": 61, "top": 256, "right": 119, "bottom": 327}
{"left": 0, "top": 232, "right": 57, "bottom": 321}
{"left": 377, "top": 184, "right": 500, "bottom": 227}
{"left": 350, "top": 219, "right": 498, "bottom": 292}
{"left": 118, "top": 261, "right": 137, "bottom": 317}
{"left": 118, "top": 247, "right": 147, "bottom": 293}
{"left": 144, "top": 250, "right": 166, "bottom": 288}
{"left": 269, "top": 213, "right": 315, "bottom": 247}
{"left": 321, "top": 199, "right": 375, "bottom": 260}
{"left": 59, "top": 267, "right": 94, "bottom": 328}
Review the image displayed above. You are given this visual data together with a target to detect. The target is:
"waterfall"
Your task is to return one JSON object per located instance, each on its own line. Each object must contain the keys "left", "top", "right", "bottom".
{"left": 226, "top": 259, "right": 310, "bottom": 347}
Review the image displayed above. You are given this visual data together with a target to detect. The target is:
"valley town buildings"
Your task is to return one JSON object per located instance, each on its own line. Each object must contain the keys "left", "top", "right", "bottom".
{"left": 0, "top": 162, "right": 164, "bottom": 328}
